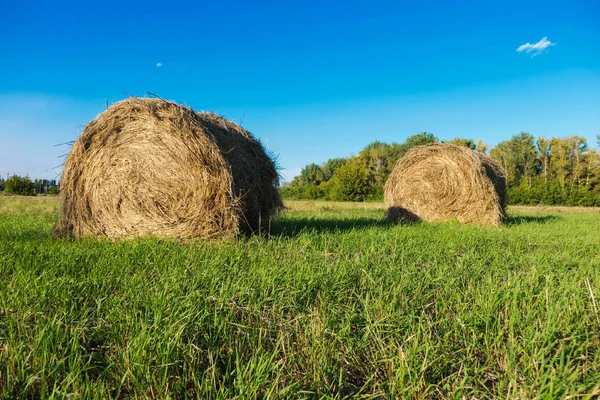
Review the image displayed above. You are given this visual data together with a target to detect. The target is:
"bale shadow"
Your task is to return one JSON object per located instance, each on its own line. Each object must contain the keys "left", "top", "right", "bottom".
{"left": 269, "top": 216, "right": 393, "bottom": 238}
{"left": 268, "top": 207, "right": 423, "bottom": 238}
{"left": 386, "top": 207, "right": 421, "bottom": 223}
{"left": 268, "top": 208, "right": 561, "bottom": 237}
{"left": 0, "top": 229, "right": 53, "bottom": 241}
{"left": 504, "top": 215, "right": 561, "bottom": 226}
{"left": 386, "top": 207, "right": 561, "bottom": 227}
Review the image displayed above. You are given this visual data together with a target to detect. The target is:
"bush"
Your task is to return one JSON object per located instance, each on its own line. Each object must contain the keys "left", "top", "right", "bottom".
{"left": 329, "top": 162, "right": 371, "bottom": 201}
{"left": 302, "top": 184, "right": 324, "bottom": 200}
{"left": 507, "top": 181, "right": 600, "bottom": 206}
{"left": 4, "top": 175, "right": 36, "bottom": 196}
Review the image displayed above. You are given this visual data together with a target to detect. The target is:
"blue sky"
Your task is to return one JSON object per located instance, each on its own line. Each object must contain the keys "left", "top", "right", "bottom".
{"left": 1, "top": 0, "right": 599, "bottom": 181}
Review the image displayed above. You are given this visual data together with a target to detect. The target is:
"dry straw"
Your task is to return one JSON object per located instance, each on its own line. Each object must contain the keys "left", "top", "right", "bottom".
{"left": 384, "top": 143, "right": 506, "bottom": 226}
{"left": 59, "top": 98, "right": 283, "bottom": 240}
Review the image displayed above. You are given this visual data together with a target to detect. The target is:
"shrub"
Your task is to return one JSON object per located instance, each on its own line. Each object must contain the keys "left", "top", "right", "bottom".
{"left": 329, "top": 161, "right": 371, "bottom": 201}
{"left": 4, "top": 175, "right": 36, "bottom": 196}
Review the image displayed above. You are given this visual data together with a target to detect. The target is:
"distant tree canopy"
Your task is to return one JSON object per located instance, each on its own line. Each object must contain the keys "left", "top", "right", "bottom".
{"left": 490, "top": 133, "right": 600, "bottom": 206}
{"left": 281, "top": 132, "right": 600, "bottom": 206}
{"left": 282, "top": 132, "right": 439, "bottom": 201}
{"left": 33, "top": 179, "right": 59, "bottom": 195}
{"left": 448, "top": 137, "right": 476, "bottom": 150}
{"left": 0, "top": 175, "right": 58, "bottom": 196}
{"left": 4, "top": 175, "right": 36, "bottom": 196}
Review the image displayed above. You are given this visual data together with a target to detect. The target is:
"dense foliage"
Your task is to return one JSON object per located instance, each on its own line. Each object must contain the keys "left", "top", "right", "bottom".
{"left": 34, "top": 178, "right": 59, "bottom": 195}
{"left": 282, "top": 132, "right": 481, "bottom": 201}
{"left": 491, "top": 133, "right": 600, "bottom": 206}
{"left": 0, "top": 176, "right": 58, "bottom": 195}
{"left": 4, "top": 175, "right": 36, "bottom": 196}
{"left": 282, "top": 133, "right": 600, "bottom": 205}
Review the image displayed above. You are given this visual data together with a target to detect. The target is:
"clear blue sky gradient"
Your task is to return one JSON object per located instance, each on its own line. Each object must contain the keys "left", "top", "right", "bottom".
{"left": 1, "top": 0, "right": 599, "bottom": 181}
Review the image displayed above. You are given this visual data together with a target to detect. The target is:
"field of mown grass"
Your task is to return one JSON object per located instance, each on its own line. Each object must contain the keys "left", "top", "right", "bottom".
{"left": 2, "top": 196, "right": 600, "bottom": 399}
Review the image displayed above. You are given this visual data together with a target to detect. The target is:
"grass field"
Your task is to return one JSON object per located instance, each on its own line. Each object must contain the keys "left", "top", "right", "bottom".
{"left": 2, "top": 196, "right": 600, "bottom": 398}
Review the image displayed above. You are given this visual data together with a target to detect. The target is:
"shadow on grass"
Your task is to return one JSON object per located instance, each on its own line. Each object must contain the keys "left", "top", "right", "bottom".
{"left": 268, "top": 206, "right": 423, "bottom": 238}
{"left": 504, "top": 215, "right": 561, "bottom": 225}
{"left": 0, "top": 229, "right": 53, "bottom": 241}
{"left": 269, "top": 211, "right": 561, "bottom": 237}
{"left": 269, "top": 216, "right": 394, "bottom": 238}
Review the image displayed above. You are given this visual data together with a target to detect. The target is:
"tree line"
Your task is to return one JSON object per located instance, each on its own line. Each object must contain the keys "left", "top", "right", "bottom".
{"left": 0, "top": 175, "right": 58, "bottom": 196}
{"left": 281, "top": 133, "right": 600, "bottom": 206}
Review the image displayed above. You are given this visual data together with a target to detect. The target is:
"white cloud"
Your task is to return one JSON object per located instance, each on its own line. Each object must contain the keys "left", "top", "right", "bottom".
{"left": 517, "top": 37, "right": 555, "bottom": 57}
{"left": 156, "top": 62, "right": 163, "bottom": 67}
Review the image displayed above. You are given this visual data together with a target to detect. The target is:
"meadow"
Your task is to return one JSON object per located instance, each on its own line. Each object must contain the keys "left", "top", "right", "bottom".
{"left": 1, "top": 196, "right": 600, "bottom": 398}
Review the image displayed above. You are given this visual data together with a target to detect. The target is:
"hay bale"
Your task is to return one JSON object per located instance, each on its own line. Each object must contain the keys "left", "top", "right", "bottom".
{"left": 59, "top": 98, "right": 283, "bottom": 240}
{"left": 384, "top": 143, "right": 506, "bottom": 226}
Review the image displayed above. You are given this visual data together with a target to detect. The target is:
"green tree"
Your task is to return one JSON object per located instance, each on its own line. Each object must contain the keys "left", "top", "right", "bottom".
{"left": 404, "top": 132, "right": 438, "bottom": 148}
{"left": 536, "top": 137, "right": 551, "bottom": 184}
{"left": 320, "top": 158, "right": 346, "bottom": 181}
{"left": 475, "top": 139, "right": 489, "bottom": 154}
{"left": 296, "top": 163, "right": 322, "bottom": 186}
{"left": 490, "top": 141, "right": 516, "bottom": 184}
{"left": 48, "top": 184, "right": 59, "bottom": 195}
{"left": 548, "top": 137, "right": 572, "bottom": 188}
{"left": 283, "top": 130, "right": 600, "bottom": 205}
{"left": 490, "top": 132, "right": 538, "bottom": 187}
{"left": 568, "top": 136, "right": 588, "bottom": 189}
{"left": 287, "top": 163, "right": 324, "bottom": 199}
{"left": 329, "top": 159, "right": 371, "bottom": 201}
{"left": 585, "top": 149, "right": 600, "bottom": 190}
{"left": 512, "top": 132, "right": 538, "bottom": 187}
{"left": 4, "top": 175, "right": 36, "bottom": 196}
{"left": 386, "top": 132, "right": 438, "bottom": 172}
{"left": 358, "top": 141, "right": 393, "bottom": 187}
{"left": 448, "top": 137, "right": 476, "bottom": 150}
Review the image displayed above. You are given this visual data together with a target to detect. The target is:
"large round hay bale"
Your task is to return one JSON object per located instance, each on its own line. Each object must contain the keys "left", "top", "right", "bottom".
{"left": 59, "top": 98, "right": 283, "bottom": 240}
{"left": 384, "top": 143, "right": 506, "bottom": 226}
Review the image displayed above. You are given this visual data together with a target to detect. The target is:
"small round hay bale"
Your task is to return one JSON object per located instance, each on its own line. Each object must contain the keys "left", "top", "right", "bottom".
{"left": 384, "top": 143, "right": 506, "bottom": 226}
{"left": 59, "top": 98, "right": 282, "bottom": 240}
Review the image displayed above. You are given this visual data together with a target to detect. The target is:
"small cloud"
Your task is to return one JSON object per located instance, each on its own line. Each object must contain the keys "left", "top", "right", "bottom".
{"left": 156, "top": 62, "right": 163, "bottom": 67}
{"left": 517, "top": 37, "right": 555, "bottom": 57}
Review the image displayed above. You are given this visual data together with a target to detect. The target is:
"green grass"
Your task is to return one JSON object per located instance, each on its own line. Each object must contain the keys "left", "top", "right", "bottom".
{"left": 2, "top": 197, "right": 600, "bottom": 398}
